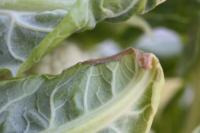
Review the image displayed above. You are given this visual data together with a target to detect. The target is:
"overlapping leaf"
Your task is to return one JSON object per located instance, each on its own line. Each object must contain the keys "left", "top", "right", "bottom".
{"left": 0, "top": 48, "right": 164, "bottom": 133}
{"left": 0, "top": 0, "right": 165, "bottom": 76}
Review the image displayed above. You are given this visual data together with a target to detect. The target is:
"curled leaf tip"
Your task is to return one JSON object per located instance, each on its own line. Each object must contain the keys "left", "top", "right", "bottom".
{"left": 0, "top": 47, "right": 164, "bottom": 133}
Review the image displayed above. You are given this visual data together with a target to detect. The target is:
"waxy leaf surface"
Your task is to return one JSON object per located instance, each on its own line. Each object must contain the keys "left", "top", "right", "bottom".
{"left": 0, "top": 48, "right": 164, "bottom": 133}
{"left": 0, "top": 0, "right": 165, "bottom": 75}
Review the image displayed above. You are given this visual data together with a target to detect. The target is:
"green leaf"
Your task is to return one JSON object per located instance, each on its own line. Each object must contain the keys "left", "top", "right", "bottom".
{"left": 0, "top": 48, "right": 164, "bottom": 133}
{"left": 0, "top": 0, "right": 165, "bottom": 76}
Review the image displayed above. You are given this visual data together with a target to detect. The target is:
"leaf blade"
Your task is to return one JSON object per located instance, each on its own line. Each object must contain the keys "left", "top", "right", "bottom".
{"left": 0, "top": 48, "right": 164, "bottom": 133}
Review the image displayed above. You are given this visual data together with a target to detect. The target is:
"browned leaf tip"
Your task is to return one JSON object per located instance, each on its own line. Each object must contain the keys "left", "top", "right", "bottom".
{"left": 136, "top": 50, "right": 153, "bottom": 69}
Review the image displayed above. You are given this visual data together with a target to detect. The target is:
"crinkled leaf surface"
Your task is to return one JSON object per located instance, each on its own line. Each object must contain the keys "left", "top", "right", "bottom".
{"left": 0, "top": 0, "right": 165, "bottom": 76}
{"left": 0, "top": 48, "right": 164, "bottom": 133}
{"left": 0, "top": 9, "right": 66, "bottom": 75}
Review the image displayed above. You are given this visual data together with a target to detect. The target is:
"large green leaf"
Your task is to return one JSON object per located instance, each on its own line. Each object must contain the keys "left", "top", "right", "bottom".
{"left": 0, "top": 0, "right": 165, "bottom": 76}
{"left": 0, "top": 48, "right": 164, "bottom": 133}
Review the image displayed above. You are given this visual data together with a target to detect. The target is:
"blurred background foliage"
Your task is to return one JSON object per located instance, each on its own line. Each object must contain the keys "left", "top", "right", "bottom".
{"left": 34, "top": 0, "right": 200, "bottom": 132}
